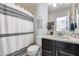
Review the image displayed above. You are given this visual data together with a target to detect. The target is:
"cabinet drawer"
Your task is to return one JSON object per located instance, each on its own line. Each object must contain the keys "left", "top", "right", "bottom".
{"left": 42, "top": 49, "right": 55, "bottom": 56}
{"left": 56, "top": 41, "right": 79, "bottom": 51}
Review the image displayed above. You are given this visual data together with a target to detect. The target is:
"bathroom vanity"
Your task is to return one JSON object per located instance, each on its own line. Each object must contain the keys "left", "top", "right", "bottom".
{"left": 42, "top": 35, "right": 79, "bottom": 56}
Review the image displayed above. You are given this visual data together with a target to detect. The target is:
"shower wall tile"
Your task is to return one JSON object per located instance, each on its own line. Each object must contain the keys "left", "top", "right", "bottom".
{"left": 0, "top": 10, "right": 34, "bottom": 55}
{"left": 18, "top": 35, "right": 25, "bottom": 50}
{"left": 6, "top": 15, "right": 18, "bottom": 34}
{"left": 0, "top": 37, "right": 9, "bottom": 56}
{"left": 20, "top": 19, "right": 33, "bottom": 32}
{"left": 25, "top": 34, "right": 34, "bottom": 47}
{"left": 7, "top": 36, "right": 18, "bottom": 54}
{"left": 18, "top": 18, "right": 22, "bottom": 33}
{"left": 0, "top": 14, "right": 7, "bottom": 34}
{"left": 18, "top": 34, "right": 34, "bottom": 50}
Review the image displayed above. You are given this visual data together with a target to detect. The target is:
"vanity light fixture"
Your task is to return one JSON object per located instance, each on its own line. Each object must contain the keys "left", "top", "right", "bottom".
{"left": 53, "top": 3, "right": 57, "bottom": 7}
{"left": 48, "top": 3, "right": 57, "bottom": 7}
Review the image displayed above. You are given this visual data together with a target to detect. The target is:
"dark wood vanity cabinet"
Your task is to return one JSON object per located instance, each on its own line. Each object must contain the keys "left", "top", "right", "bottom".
{"left": 42, "top": 38, "right": 79, "bottom": 56}
{"left": 42, "top": 39, "right": 56, "bottom": 56}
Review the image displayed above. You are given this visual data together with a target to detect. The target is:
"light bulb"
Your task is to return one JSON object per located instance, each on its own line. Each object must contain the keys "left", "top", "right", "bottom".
{"left": 53, "top": 3, "right": 57, "bottom": 7}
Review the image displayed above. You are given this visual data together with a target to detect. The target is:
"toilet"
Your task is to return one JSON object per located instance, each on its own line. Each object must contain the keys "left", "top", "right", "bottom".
{"left": 27, "top": 45, "right": 40, "bottom": 56}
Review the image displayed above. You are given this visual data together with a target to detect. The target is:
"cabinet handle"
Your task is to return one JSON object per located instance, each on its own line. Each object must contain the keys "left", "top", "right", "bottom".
{"left": 56, "top": 50, "right": 58, "bottom": 56}
{"left": 59, "top": 50, "right": 75, "bottom": 56}
{"left": 44, "top": 50, "right": 52, "bottom": 53}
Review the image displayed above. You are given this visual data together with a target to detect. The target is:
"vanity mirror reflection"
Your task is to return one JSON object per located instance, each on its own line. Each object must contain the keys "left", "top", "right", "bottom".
{"left": 55, "top": 3, "right": 79, "bottom": 35}
{"left": 75, "top": 3, "right": 79, "bottom": 34}
{"left": 48, "top": 3, "right": 79, "bottom": 36}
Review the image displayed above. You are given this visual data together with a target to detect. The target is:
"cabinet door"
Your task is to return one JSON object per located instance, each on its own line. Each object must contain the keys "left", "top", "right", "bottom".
{"left": 56, "top": 41, "right": 79, "bottom": 55}
{"left": 56, "top": 41, "right": 79, "bottom": 51}
{"left": 42, "top": 39, "right": 56, "bottom": 46}
{"left": 42, "top": 39, "right": 56, "bottom": 56}
{"left": 42, "top": 39, "right": 56, "bottom": 51}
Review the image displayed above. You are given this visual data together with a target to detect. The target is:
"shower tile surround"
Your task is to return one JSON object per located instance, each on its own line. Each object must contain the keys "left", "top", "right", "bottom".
{"left": 0, "top": 3, "right": 34, "bottom": 56}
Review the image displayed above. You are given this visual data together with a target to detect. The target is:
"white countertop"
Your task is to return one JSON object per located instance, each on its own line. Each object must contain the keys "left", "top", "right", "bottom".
{"left": 42, "top": 35, "right": 79, "bottom": 44}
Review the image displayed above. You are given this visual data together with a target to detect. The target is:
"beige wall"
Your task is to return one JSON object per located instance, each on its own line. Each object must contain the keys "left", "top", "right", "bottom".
{"left": 48, "top": 10, "right": 68, "bottom": 22}
{"left": 15, "top": 3, "right": 37, "bottom": 15}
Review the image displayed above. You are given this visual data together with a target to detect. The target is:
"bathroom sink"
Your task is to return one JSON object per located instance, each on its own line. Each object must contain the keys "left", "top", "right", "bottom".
{"left": 52, "top": 35, "right": 70, "bottom": 39}
{"left": 43, "top": 35, "right": 79, "bottom": 44}
{"left": 44, "top": 35, "right": 79, "bottom": 41}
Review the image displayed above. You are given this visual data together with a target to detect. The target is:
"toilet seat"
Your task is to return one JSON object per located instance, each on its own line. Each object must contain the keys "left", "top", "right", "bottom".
{"left": 27, "top": 45, "right": 40, "bottom": 56}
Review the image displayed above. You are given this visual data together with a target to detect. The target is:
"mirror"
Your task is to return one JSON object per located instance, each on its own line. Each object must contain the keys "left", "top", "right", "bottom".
{"left": 56, "top": 16, "right": 68, "bottom": 31}
{"left": 55, "top": 4, "right": 79, "bottom": 33}
{"left": 72, "top": 3, "right": 79, "bottom": 34}
{"left": 48, "top": 3, "right": 79, "bottom": 35}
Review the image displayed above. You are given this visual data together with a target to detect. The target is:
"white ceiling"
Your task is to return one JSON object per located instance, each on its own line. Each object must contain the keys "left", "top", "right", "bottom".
{"left": 48, "top": 3, "right": 71, "bottom": 14}
{"left": 16, "top": 3, "right": 78, "bottom": 16}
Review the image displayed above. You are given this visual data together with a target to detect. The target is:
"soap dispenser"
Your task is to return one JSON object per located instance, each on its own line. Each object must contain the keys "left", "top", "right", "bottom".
{"left": 70, "top": 22, "right": 75, "bottom": 31}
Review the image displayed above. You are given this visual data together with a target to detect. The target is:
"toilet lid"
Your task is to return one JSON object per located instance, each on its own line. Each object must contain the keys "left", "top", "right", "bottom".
{"left": 27, "top": 45, "right": 40, "bottom": 52}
